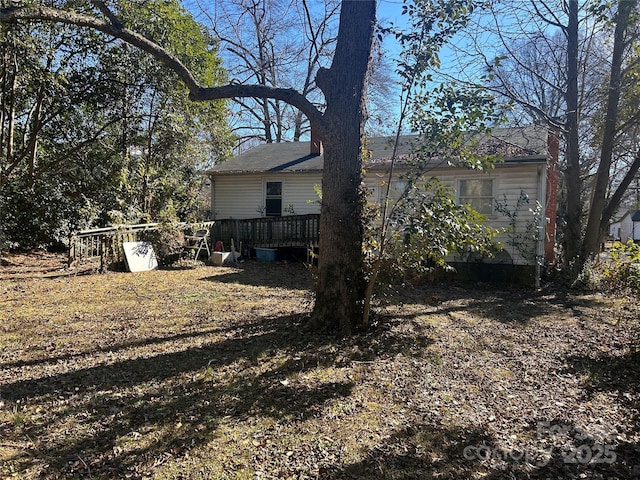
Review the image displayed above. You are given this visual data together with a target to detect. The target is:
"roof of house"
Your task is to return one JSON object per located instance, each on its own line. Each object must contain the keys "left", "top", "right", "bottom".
{"left": 613, "top": 209, "right": 640, "bottom": 223}
{"left": 211, "top": 142, "right": 325, "bottom": 174}
{"left": 209, "top": 126, "right": 549, "bottom": 175}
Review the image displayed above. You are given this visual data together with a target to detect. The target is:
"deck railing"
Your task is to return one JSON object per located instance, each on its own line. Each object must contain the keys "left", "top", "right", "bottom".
{"left": 211, "top": 214, "right": 320, "bottom": 250}
{"left": 69, "top": 215, "right": 320, "bottom": 268}
{"left": 68, "top": 221, "right": 215, "bottom": 268}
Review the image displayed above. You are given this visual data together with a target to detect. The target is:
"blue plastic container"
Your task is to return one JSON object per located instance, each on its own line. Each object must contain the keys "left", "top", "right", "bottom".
{"left": 255, "top": 248, "right": 277, "bottom": 262}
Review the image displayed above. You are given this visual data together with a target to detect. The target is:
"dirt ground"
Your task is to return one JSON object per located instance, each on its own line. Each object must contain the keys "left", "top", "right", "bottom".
{"left": 0, "top": 250, "right": 101, "bottom": 280}
{"left": 1, "top": 251, "right": 640, "bottom": 479}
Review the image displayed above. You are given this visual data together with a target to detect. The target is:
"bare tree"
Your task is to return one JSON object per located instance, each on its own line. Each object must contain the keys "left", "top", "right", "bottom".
{"left": 191, "top": 0, "right": 338, "bottom": 148}
{"left": 192, "top": 0, "right": 394, "bottom": 145}
{"left": 442, "top": 0, "right": 640, "bottom": 266}
{"left": 583, "top": 0, "right": 640, "bottom": 257}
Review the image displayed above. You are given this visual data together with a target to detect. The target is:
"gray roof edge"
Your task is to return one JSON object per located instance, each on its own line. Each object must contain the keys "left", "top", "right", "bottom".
{"left": 209, "top": 127, "right": 549, "bottom": 174}
{"left": 366, "top": 155, "right": 548, "bottom": 170}
{"left": 612, "top": 209, "right": 640, "bottom": 222}
{"left": 210, "top": 168, "right": 324, "bottom": 176}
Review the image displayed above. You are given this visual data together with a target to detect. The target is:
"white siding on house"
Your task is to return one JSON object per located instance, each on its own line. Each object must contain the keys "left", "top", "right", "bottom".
{"left": 618, "top": 212, "right": 640, "bottom": 242}
{"left": 489, "top": 166, "right": 545, "bottom": 265}
{"left": 282, "top": 174, "right": 323, "bottom": 216}
{"left": 622, "top": 215, "right": 632, "bottom": 242}
{"left": 212, "top": 163, "right": 545, "bottom": 265}
{"left": 212, "top": 176, "right": 264, "bottom": 219}
{"left": 212, "top": 173, "right": 322, "bottom": 219}
{"left": 610, "top": 221, "right": 621, "bottom": 239}
{"left": 453, "top": 164, "right": 544, "bottom": 265}
{"left": 364, "top": 163, "right": 544, "bottom": 265}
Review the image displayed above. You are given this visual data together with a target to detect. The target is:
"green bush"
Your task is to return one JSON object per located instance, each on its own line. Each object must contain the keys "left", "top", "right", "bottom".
{"left": 602, "top": 240, "right": 640, "bottom": 296}
{"left": 140, "top": 220, "right": 185, "bottom": 268}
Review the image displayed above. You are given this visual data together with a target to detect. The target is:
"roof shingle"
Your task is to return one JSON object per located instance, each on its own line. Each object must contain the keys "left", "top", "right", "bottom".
{"left": 209, "top": 126, "right": 549, "bottom": 175}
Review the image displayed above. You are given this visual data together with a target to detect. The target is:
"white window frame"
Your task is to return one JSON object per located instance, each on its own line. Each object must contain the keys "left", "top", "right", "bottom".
{"left": 457, "top": 177, "right": 496, "bottom": 215}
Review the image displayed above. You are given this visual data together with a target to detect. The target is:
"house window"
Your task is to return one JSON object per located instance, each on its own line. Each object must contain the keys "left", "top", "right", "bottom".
{"left": 367, "top": 184, "right": 380, "bottom": 204}
{"left": 265, "top": 181, "right": 282, "bottom": 216}
{"left": 458, "top": 178, "right": 494, "bottom": 215}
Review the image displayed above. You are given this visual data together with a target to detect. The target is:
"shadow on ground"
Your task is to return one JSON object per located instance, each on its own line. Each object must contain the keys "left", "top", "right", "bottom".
{"left": 387, "top": 285, "right": 564, "bottom": 325}
{"left": 201, "top": 260, "right": 314, "bottom": 290}
{"left": 322, "top": 418, "right": 640, "bottom": 479}
{"left": 3, "top": 259, "right": 639, "bottom": 478}
{"left": 0, "top": 309, "right": 435, "bottom": 477}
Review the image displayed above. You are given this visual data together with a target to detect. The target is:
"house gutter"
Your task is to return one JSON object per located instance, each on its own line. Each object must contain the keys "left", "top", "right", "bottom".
{"left": 209, "top": 169, "right": 325, "bottom": 176}
{"left": 209, "top": 174, "right": 215, "bottom": 220}
{"left": 544, "top": 130, "right": 560, "bottom": 267}
{"left": 536, "top": 163, "right": 545, "bottom": 289}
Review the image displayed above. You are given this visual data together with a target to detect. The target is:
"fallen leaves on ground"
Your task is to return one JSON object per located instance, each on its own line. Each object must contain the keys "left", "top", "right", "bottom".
{"left": 1, "top": 251, "right": 640, "bottom": 479}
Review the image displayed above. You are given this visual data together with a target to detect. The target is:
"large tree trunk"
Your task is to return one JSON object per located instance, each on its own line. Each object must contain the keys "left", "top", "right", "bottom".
{"left": 563, "top": 0, "right": 582, "bottom": 265}
{"left": 311, "top": 0, "right": 375, "bottom": 334}
{"left": 582, "top": 0, "right": 635, "bottom": 258}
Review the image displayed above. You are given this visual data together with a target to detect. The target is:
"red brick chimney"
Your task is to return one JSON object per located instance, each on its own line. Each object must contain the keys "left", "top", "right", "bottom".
{"left": 545, "top": 129, "right": 559, "bottom": 266}
{"left": 310, "top": 128, "right": 323, "bottom": 156}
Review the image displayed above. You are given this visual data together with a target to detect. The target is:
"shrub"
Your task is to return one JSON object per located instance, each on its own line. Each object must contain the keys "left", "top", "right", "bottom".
{"left": 139, "top": 205, "right": 186, "bottom": 268}
{"left": 602, "top": 240, "right": 640, "bottom": 296}
{"left": 142, "top": 223, "right": 184, "bottom": 267}
{"left": 570, "top": 258, "right": 600, "bottom": 292}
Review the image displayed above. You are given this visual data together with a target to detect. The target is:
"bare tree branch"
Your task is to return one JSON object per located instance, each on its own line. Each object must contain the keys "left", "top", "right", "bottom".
{"left": 190, "top": 83, "right": 323, "bottom": 133}
{"left": 0, "top": 5, "right": 326, "bottom": 134}
{"left": 530, "top": 0, "right": 565, "bottom": 30}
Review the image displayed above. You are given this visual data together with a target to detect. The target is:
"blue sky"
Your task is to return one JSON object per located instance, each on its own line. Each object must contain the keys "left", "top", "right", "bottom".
{"left": 378, "top": 0, "right": 409, "bottom": 25}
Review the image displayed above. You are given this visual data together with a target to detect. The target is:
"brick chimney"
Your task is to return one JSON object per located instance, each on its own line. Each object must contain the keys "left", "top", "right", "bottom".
{"left": 310, "top": 128, "right": 323, "bottom": 156}
{"left": 545, "top": 129, "right": 560, "bottom": 266}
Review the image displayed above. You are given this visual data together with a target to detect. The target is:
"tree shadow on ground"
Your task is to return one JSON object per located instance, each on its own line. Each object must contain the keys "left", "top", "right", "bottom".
{"left": 1, "top": 314, "right": 342, "bottom": 475}
{"left": 521, "top": 417, "right": 640, "bottom": 479}
{"left": 321, "top": 417, "right": 640, "bottom": 479}
{"left": 561, "top": 316, "right": 640, "bottom": 403}
{"left": 203, "top": 264, "right": 608, "bottom": 328}
{"left": 201, "top": 260, "right": 313, "bottom": 290}
{"left": 557, "top": 342, "right": 640, "bottom": 477}
{"left": 386, "top": 286, "right": 558, "bottom": 326}
{"left": 0, "top": 250, "right": 106, "bottom": 280}
{"left": 409, "top": 285, "right": 611, "bottom": 326}
{"left": 0, "top": 324, "right": 231, "bottom": 370}
{"left": 321, "top": 423, "right": 495, "bottom": 479}
{"left": 564, "top": 348, "right": 640, "bottom": 398}
{"left": 1, "top": 310, "right": 436, "bottom": 477}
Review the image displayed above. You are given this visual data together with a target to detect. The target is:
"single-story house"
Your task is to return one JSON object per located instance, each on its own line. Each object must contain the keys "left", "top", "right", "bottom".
{"left": 609, "top": 210, "right": 640, "bottom": 243}
{"left": 208, "top": 126, "right": 558, "bottom": 282}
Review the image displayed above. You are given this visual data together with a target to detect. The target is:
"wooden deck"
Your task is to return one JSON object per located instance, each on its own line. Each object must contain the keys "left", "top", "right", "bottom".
{"left": 68, "top": 221, "right": 215, "bottom": 268}
{"left": 210, "top": 214, "right": 320, "bottom": 250}
{"left": 68, "top": 215, "right": 320, "bottom": 268}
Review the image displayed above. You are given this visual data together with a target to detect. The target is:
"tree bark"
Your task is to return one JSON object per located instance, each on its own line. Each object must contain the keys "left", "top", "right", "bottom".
{"left": 582, "top": 0, "right": 636, "bottom": 258}
{"left": 563, "top": 0, "right": 582, "bottom": 265}
{"left": 311, "top": 0, "right": 375, "bottom": 334}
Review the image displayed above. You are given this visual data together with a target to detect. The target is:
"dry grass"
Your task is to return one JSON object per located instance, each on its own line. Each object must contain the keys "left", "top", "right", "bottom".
{"left": 1, "top": 251, "right": 640, "bottom": 479}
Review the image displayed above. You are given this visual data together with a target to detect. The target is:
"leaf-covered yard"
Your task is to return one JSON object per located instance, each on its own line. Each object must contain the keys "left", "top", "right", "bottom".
{"left": 1, "top": 252, "right": 640, "bottom": 479}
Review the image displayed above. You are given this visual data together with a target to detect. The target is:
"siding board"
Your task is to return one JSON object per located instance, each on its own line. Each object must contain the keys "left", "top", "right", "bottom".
{"left": 211, "top": 163, "right": 544, "bottom": 265}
